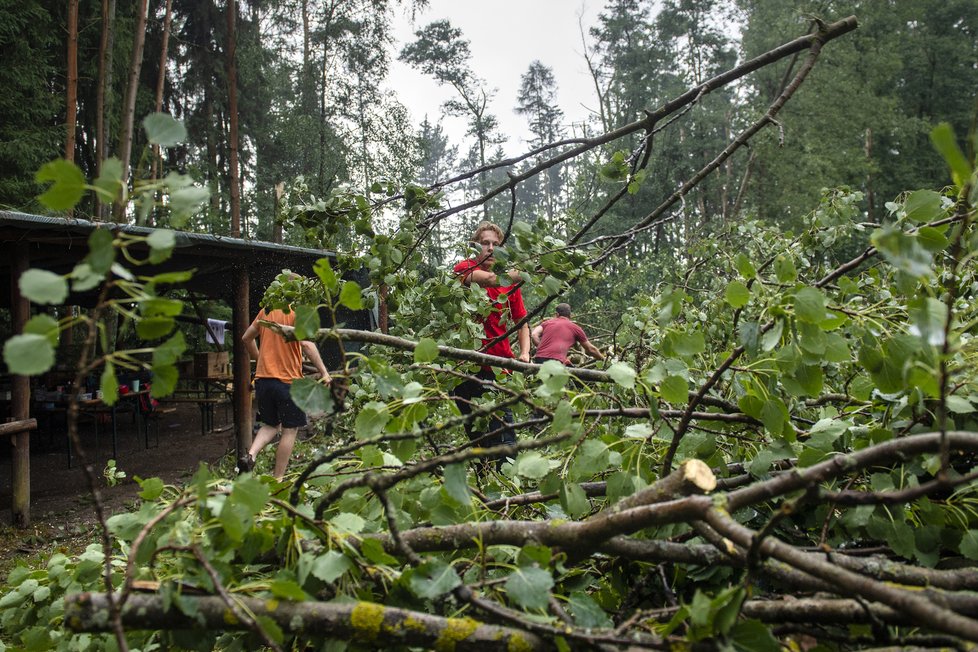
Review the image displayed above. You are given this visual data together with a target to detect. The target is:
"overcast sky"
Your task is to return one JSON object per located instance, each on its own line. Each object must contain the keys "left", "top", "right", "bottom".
{"left": 387, "top": 0, "right": 603, "bottom": 156}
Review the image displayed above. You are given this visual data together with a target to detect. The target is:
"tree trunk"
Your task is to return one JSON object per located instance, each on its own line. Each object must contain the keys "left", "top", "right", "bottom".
{"left": 96, "top": 0, "right": 116, "bottom": 221}
{"left": 115, "top": 0, "right": 150, "bottom": 223}
{"left": 149, "top": 0, "right": 174, "bottom": 197}
{"left": 65, "top": 0, "right": 79, "bottom": 169}
{"left": 226, "top": 0, "right": 241, "bottom": 237}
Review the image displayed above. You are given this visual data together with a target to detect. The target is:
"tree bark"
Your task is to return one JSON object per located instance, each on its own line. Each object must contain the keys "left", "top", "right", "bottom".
{"left": 65, "top": 593, "right": 547, "bottom": 651}
{"left": 149, "top": 0, "right": 174, "bottom": 195}
{"left": 226, "top": 0, "right": 241, "bottom": 237}
{"left": 65, "top": 0, "right": 79, "bottom": 168}
{"left": 96, "top": 0, "right": 117, "bottom": 220}
{"left": 10, "top": 244, "right": 31, "bottom": 527}
{"left": 115, "top": 0, "right": 150, "bottom": 223}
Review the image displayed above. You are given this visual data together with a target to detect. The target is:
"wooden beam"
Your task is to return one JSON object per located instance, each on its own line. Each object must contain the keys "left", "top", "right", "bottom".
{"left": 232, "top": 266, "right": 252, "bottom": 458}
{"left": 0, "top": 419, "right": 37, "bottom": 437}
{"left": 10, "top": 242, "right": 31, "bottom": 527}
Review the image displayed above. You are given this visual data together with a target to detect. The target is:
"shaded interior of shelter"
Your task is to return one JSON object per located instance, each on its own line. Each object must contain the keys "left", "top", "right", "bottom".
{"left": 0, "top": 399, "right": 237, "bottom": 524}
{"left": 0, "top": 211, "right": 376, "bottom": 522}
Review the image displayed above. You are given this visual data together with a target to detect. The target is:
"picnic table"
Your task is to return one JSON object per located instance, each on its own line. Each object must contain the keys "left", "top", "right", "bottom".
{"left": 161, "top": 374, "right": 232, "bottom": 435}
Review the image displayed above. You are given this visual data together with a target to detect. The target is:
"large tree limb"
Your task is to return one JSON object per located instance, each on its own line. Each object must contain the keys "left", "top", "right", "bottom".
{"left": 65, "top": 593, "right": 546, "bottom": 650}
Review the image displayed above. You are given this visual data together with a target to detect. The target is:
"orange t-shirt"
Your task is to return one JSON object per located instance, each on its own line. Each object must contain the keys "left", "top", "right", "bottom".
{"left": 253, "top": 309, "right": 302, "bottom": 383}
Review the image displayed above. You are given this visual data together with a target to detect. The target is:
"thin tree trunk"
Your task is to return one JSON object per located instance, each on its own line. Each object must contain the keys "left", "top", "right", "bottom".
{"left": 226, "top": 0, "right": 241, "bottom": 237}
{"left": 865, "top": 127, "right": 875, "bottom": 223}
{"left": 96, "top": 0, "right": 116, "bottom": 221}
{"left": 66, "top": 0, "right": 79, "bottom": 169}
{"left": 115, "top": 0, "right": 150, "bottom": 223}
{"left": 150, "top": 0, "right": 174, "bottom": 186}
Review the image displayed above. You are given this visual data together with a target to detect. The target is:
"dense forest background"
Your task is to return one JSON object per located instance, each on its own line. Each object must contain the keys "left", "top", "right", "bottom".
{"left": 2, "top": 0, "right": 975, "bottom": 311}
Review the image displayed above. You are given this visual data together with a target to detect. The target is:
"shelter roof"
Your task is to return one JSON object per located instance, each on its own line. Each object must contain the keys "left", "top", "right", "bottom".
{"left": 0, "top": 211, "right": 335, "bottom": 308}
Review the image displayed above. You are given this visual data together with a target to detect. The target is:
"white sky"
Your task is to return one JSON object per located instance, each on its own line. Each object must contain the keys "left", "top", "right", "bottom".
{"left": 387, "top": 0, "right": 603, "bottom": 156}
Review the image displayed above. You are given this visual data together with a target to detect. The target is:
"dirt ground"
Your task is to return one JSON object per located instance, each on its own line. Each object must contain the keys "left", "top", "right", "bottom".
{"left": 0, "top": 402, "right": 238, "bottom": 574}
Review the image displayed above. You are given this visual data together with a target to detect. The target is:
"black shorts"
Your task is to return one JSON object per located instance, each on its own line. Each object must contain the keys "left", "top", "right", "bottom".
{"left": 254, "top": 378, "right": 307, "bottom": 429}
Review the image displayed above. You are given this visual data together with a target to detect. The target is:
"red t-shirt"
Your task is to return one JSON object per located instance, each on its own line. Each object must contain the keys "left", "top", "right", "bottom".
{"left": 454, "top": 258, "right": 527, "bottom": 359}
{"left": 535, "top": 316, "right": 588, "bottom": 364}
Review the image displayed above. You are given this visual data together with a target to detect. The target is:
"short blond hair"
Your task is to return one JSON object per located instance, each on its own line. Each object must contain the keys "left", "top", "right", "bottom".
{"left": 470, "top": 221, "right": 504, "bottom": 244}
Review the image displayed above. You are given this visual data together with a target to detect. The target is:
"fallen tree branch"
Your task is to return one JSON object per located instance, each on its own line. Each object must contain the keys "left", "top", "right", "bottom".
{"left": 65, "top": 593, "right": 547, "bottom": 651}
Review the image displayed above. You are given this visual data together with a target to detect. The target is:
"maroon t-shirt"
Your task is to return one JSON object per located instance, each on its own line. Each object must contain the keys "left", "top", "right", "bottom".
{"left": 454, "top": 258, "right": 527, "bottom": 359}
{"left": 535, "top": 317, "right": 588, "bottom": 364}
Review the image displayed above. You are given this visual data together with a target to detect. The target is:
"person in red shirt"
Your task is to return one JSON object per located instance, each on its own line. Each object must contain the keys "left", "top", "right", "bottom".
{"left": 531, "top": 303, "right": 605, "bottom": 365}
{"left": 238, "top": 306, "right": 331, "bottom": 479}
{"left": 452, "top": 221, "right": 530, "bottom": 458}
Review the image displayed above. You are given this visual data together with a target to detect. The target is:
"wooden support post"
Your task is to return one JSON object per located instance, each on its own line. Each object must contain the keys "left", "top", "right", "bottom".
{"left": 232, "top": 267, "right": 252, "bottom": 458}
{"left": 11, "top": 243, "right": 31, "bottom": 527}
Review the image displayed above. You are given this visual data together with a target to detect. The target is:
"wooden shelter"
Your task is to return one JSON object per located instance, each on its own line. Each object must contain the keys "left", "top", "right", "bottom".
{"left": 0, "top": 211, "right": 372, "bottom": 526}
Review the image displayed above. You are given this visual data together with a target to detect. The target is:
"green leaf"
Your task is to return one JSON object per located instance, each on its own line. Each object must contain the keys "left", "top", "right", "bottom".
{"left": 355, "top": 401, "right": 390, "bottom": 439}
{"left": 143, "top": 112, "right": 187, "bottom": 147}
{"left": 872, "top": 224, "right": 934, "bottom": 279}
{"left": 152, "top": 332, "right": 186, "bottom": 367}
{"left": 724, "top": 280, "right": 750, "bottom": 308}
{"left": 505, "top": 565, "right": 553, "bottom": 610}
{"left": 793, "top": 287, "right": 826, "bottom": 323}
{"left": 168, "top": 185, "right": 210, "bottom": 226}
{"left": 409, "top": 559, "right": 461, "bottom": 599}
{"left": 339, "top": 280, "right": 363, "bottom": 310}
{"left": 414, "top": 337, "right": 439, "bottom": 363}
{"left": 672, "top": 331, "right": 705, "bottom": 357}
{"left": 329, "top": 512, "right": 366, "bottom": 534}
{"left": 360, "top": 538, "right": 399, "bottom": 565}
{"left": 310, "top": 550, "right": 353, "bottom": 583}
{"left": 146, "top": 229, "right": 176, "bottom": 264}
{"left": 728, "top": 619, "right": 780, "bottom": 652}
{"left": 93, "top": 157, "right": 124, "bottom": 202}
{"left": 442, "top": 463, "right": 471, "bottom": 505}
{"left": 568, "top": 591, "right": 613, "bottom": 628}
{"left": 559, "top": 482, "right": 590, "bottom": 518}
{"left": 660, "top": 375, "right": 688, "bottom": 404}
{"left": 313, "top": 258, "right": 338, "bottom": 293}
{"left": 141, "top": 297, "right": 183, "bottom": 317}
{"left": 136, "top": 317, "right": 175, "bottom": 340}
{"left": 19, "top": 269, "right": 68, "bottom": 305}
{"left": 734, "top": 253, "right": 756, "bottom": 279}
{"left": 100, "top": 363, "right": 119, "bottom": 406}
{"left": 903, "top": 190, "right": 944, "bottom": 223}
{"left": 946, "top": 395, "right": 975, "bottom": 414}
{"left": 515, "top": 452, "right": 551, "bottom": 480}
{"left": 930, "top": 122, "right": 972, "bottom": 188}
{"left": 24, "top": 314, "right": 59, "bottom": 346}
{"left": 35, "top": 159, "right": 85, "bottom": 210}
{"left": 137, "top": 477, "right": 165, "bottom": 501}
{"left": 3, "top": 334, "right": 55, "bottom": 375}
{"left": 269, "top": 579, "right": 309, "bottom": 601}
{"left": 607, "top": 361, "right": 636, "bottom": 389}
{"left": 86, "top": 228, "right": 116, "bottom": 274}
{"left": 959, "top": 530, "right": 978, "bottom": 560}
{"left": 774, "top": 255, "right": 797, "bottom": 283}
{"left": 290, "top": 377, "right": 334, "bottom": 415}
{"left": 293, "top": 304, "right": 321, "bottom": 341}
{"left": 230, "top": 475, "right": 270, "bottom": 514}
{"left": 536, "top": 360, "right": 570, "bottom": 397}
{"left": 152, "top": 364, "right": 180, "bottom": 398}
{"left": 916, "top": 226, "right": 949, "bottom": 252}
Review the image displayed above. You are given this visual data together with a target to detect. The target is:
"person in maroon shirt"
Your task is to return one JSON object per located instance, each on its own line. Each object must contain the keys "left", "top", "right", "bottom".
{"left": 532, "top": 303, "right": 605, "bottom": 365}
{"left": 452, "top": 221, "right": 530, "bottom": 461}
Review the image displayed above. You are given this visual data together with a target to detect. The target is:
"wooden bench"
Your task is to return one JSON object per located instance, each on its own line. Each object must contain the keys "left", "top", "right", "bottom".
{"left": 143, "top": 406, "right": 177, "bottom": 448}
{"left": 159, "top": 397, "right": 230, "bottom": 435}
